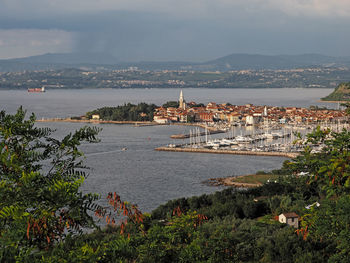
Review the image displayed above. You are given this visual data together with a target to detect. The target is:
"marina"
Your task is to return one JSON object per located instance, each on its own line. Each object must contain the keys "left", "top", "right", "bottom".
{"left": 162, "top": 120, "right": 350, "bottom": 157}
{"left": 150, "top": 89, "right": 348, "bottom": 157}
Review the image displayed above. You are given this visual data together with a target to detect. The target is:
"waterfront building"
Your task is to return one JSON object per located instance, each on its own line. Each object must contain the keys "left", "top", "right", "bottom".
{"left": 91, "top": 114, "right": 100, "bottom": 120}
{"left": 245, "top": 115, "right": 256, "bottom": 125}
{"left": 179, "top": 111, "right": 188, "bottom": 122}
{"left": 228, "top": 112, "right": 241, "bottom": 123}
{"left": 199, "top": 112, "right": 214, "bottom": 122}
{"left": 153, "top": 115, "right": 170, "bottom": 123}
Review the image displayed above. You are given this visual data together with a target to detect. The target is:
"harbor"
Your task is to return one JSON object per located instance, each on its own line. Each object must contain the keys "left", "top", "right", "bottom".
{"left": 160, "top": 124, "right": 302, "bottom": 157}
{"left": 160, "top": 119, "right": 350, "bottom": 158}
{"left": 34, "top": 90, "right": 350, "bottom": 159}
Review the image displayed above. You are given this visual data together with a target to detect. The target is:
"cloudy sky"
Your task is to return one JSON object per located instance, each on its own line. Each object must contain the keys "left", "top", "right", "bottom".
{"left": 0, "top": 0, "right": 349, "bottom": 61}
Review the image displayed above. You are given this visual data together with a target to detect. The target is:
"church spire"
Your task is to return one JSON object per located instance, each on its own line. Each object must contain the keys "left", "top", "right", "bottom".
{"left": 179, "top": 90, "right": 186, "bottom": 110}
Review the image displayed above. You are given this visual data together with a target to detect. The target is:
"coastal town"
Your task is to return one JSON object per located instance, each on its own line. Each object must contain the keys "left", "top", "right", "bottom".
{"left": 78, "top": 90, "right": 349, "bottom": 157}
{"left": 151, "top": 90, "right": 349, "bottom": 157}
{"left": 153, "top": 90, "right": 347, "bottom": 126}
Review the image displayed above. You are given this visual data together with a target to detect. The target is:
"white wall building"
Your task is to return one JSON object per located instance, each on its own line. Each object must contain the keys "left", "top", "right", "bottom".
{"left": 279, "top": 212, "right": 299, "bottom": 228}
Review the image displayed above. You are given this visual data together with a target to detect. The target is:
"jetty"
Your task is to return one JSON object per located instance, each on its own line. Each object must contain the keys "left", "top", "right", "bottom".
{"left": 36, "top": 118, "right": 159, "bottom": 125}
{"left": 155, "top": 146, "right": 298, "bottom": 158}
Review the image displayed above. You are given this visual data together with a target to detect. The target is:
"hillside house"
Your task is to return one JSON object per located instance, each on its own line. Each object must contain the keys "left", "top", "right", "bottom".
{"left": 279, "top": 212, "right": 299, "bottom": 228}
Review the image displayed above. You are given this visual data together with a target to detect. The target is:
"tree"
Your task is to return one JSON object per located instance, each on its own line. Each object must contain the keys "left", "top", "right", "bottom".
{"left": 162, "top": 101, "right": 179, "bottom": 108}
{"left": 187, "top": 115, "right": 195, "bottom": 123}
{"left": 282, "top": 127, "right": 350, "bottom": 197}
{"left": 283, "top": 127, "right": 350, "bottom": 259}
{"left": 0, "top": 108, "right": 102, "bottom": 259}
{"left": 88, "top": 103, "right": 157, "bottom": 121}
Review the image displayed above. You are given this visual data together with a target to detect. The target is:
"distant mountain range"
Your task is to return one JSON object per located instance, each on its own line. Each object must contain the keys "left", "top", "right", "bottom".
{"left": 1, "top": 52, "right": 349, "bottom": 72}
{"left": 203, "top": 54, "right": 350, "bottom": 71}
{"left": 10, "top": 52, "right": 120, "bottom": 65}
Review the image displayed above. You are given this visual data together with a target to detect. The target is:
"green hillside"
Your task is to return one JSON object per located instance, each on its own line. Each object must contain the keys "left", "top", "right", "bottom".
{"left": 322, "top": 82, "right": 350, "bottom": 101}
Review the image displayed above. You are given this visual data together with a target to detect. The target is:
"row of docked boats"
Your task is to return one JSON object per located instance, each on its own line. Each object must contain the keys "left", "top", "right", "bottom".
{"left": 202, "top": 139, "right": 305, "bottom": 153}
{"left": 202, "top": 132, "right": 291, "bottom": 150}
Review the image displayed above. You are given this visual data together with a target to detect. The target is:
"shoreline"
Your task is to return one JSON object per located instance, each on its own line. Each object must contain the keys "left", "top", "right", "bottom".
{"left": 36, "top": 118, "right": 159, "bottom": 125}
{"left": 36, "top": 118, "right": 206, "bottom": 127}
{"left": 318, "top": 100, "right": 348, "bottom": 103}
{"left": 35, "top": 118, "right": 217, "bottom": 132}
{"left": 36, "top": 118, "right": 156, "bottom": 125}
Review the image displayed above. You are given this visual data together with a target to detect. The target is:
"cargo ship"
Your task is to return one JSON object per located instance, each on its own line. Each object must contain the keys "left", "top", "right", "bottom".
{"left": 28, "top": 87, "right": 45, "bottom": 92}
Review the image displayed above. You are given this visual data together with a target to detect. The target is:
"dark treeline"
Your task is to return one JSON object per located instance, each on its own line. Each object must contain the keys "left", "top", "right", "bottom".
{"left": 86, "top": 102, "right": 157, "bottom": 121}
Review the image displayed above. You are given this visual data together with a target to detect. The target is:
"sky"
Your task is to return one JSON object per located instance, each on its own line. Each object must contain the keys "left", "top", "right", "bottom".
{"left": 0, "top": 0, "right": 349, "bottom": 61}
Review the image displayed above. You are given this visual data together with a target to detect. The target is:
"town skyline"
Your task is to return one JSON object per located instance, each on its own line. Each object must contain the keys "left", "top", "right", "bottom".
{"left": 153, "top": 89, "right": 346, "bottom": 125}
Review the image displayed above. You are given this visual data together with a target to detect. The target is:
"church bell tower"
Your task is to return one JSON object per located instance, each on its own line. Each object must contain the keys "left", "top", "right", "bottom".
{"left": 179, "top": 90, "right": 186, "bottom": 110}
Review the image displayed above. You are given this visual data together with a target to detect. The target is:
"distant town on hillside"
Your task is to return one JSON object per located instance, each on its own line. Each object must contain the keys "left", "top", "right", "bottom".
{"left": 1, "top": 67, "right": 350, "bottom": 90}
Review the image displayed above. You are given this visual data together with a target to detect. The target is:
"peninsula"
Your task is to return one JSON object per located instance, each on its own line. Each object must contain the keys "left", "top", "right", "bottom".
{"left": 38, "top": 90, "right": 349, "bottom": 158}
{"left": 64, "top": 90, "right": 347, "bottom": 158}
{"left": 321, "top": 82, "right": 350, "bottom": 102}
{"left": 82, "top": 90, "right": 346, "bottom": 126}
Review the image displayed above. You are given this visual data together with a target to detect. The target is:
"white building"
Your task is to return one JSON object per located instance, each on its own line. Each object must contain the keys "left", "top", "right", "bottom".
{"left": 91, "top": 114, "right": 100, "bottom": 120}
{"left": 246, "top": 115, "right": 255, "bottom": 125}
{"left": 153, "top": 116, "right": 170, "bottom": 124}
{"left": 279, "top": 212, "right": 299, "bottom": 228}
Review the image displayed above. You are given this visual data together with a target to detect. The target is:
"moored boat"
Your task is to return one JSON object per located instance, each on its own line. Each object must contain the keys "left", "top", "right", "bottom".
{"left": 28, "top": 87, "right": 45, "bottom": 92}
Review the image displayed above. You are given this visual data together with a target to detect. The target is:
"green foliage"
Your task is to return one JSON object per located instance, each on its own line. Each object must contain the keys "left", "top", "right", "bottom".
{"left": 151, "top": 185, "right": 299, "bottom": 221}
{"left": 279, "top": 127, "right": 350, "bottom": 260}
{"left": 283, "top": 127, "right": 350, "bottom": 197}
{"left": 0, "top": 108, "right": 102, "bottom": 259}
{"left": 162, "top": 101, "right": 179, "bottom": 108}
{"left": 3, "top": 109, "right": 350, "bottom": 262}
{"left": 87, "top": 102, "right": 157, "bottom": 121}
{"left": 300, "top": 195, "right": 350, "bottom": 262}
{"left": 322, "top": 82, "right": 350, "bottom": 101}
{"left": 186, "top": 115, "right": 195, "bottom": 123}
{"left": 188, "top": 103, "right": 205, "bottom": 108}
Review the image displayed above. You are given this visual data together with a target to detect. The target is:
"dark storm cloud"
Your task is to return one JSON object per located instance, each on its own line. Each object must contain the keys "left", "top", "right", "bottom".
{"left": 0, "top": 1, "right": 350, "bottom": 60}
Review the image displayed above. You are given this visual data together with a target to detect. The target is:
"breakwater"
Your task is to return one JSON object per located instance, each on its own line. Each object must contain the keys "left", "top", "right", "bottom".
{"left": 155, "top": 146, "right": 298, "bottom": 158}
{"left": 36, "top": 118, "right": 156, "bottom": 125}
{"left": 36, "top": 118, "right": 216, "bottom": 131}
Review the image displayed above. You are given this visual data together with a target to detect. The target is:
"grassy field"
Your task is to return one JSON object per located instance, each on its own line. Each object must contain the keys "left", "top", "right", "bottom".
{"left": 231, "top": 173, "right": 280, "bottom": 184}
